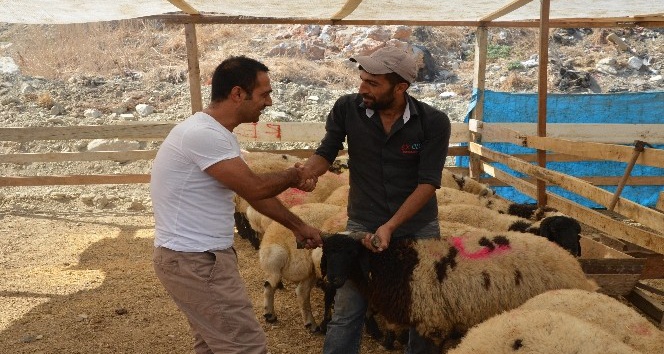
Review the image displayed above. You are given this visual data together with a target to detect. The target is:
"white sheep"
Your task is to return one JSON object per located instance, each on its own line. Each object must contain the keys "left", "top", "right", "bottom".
{"left": 320, "top": 228, "right": 598, "bottom": 346}
{"left": 234, "top": 151, "right": 305, "bottom": 248}
{"left": 259, "top": 202, "right": 344, "bottom": 333}
{"left": 438, "top": 203, "right": 537, "bottom": 234}
{"left": 447, "top": 309, "right": 642, "bottom": 354}
{"left": 441, "top": 169, "right": 494, "bottom": 196}
{"left": 322, "top": 184, "right": 350, "bottom": 207}
{"left": 518, "top": 289, "right": 664, "bottom": 353}
{"left": 244, "top": 170, "right": 350, "bottom": 243}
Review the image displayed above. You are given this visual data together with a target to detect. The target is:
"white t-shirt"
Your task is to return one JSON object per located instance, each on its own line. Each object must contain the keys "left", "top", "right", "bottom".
{"left": 150, "top": 112, "right": 240, "bottom": 252}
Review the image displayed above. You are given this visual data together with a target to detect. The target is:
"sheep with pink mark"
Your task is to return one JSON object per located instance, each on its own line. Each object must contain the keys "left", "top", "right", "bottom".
{"left": 245, "top": 170, "right": 349, "bottom": 241}
{"left": 319, "top": 227, "right": 597, "bottom": 347}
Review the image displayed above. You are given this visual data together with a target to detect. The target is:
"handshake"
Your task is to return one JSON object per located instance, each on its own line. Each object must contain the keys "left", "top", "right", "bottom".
{"left": 292, "top": 162, "right": 318, "bottom": 192}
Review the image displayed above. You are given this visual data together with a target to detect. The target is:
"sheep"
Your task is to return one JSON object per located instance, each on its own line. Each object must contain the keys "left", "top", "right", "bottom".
{"left": 319, "top": 228, "right": 598, "bottom": 346}
{"left": 518, "top": 289, "right": 664, "bottom": 353}
{"left": 438, "top": 203, "right": 581, "bottom": 256}
{"left": 322, "top": 184, "right": 350, "bottom": 206}
{"left": 436, "top": 186, "right": 559, "bottom": 221}
{"left": 243, "top": 170, "right": 350, "bottom": 248}
{"left": 441, "top": 169, "right": 494, "bottom": 197}
{"left": 234, "top": 151, "right": 304, "bottom": 248}
{"left": 536, "top": 215, "right": 581, "bottom": 256}
{"left": 447, "top": 309, "right": 643, "bottom": 354}
{"left": 259, "top": 202, "right": 344, "bottom": 333}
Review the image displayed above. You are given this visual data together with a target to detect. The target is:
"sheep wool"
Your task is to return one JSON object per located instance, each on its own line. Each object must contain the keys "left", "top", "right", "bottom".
{"left": 438, "top": 203, "right": 536, "bottom": 233}
{"left": 447, "top": 309, "right": 642, "bottom": 354}
{"left": 440, "top": 169, "right": 494, "bottom": 196}
{"left": 326, "top": 228, "right": 598, "bottom": 343}
{"left": 323, "top": 184, "right": 350, "bottom": 206}
{"left": 259, "top": 202, "right": 343, "bottom": 332}
{"left": 519, "top": 289, "right": 664, "bottom": 353}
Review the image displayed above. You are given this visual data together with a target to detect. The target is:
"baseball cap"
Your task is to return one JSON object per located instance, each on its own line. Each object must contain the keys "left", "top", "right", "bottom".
{"left": 350, "top": 46, "right": 418, "bottom": 83}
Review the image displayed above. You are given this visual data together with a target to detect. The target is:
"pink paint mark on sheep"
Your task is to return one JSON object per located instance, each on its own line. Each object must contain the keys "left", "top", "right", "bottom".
{"left": 629, "top": 322, "right": 653, "bottom": 336}
{"left": 452, "top": 236, "right": 511, "bottom": 260}
{"left": 278, "top": 188, "right": 307, "bottom": 206}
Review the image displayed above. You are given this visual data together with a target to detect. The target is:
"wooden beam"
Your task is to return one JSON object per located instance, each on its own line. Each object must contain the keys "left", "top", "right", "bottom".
{"left": 480, "top": 0, "right": 533, "bottom": 22}
{"left": 331, "top": 0, "right": 363, "bottom": 21}
{"left": 472, "top": 143, "right": 664, "bottom": 234}
{"left": 477, "top": 123, "right": 664, "bottom": 145}
{"left": 481, "top": 162, "right": 664, "bottom": 254}
{"left": 483, "top": 175, "right": 664, "bottom": 187}
{"left": 148, "top": 14, "right": 664, "bottom": 29}
{"left": 0, "top": 123, "right": 176, "bottom": 142}
{"left": 184, "top": 23, "right": 203, "bottom": 114}
{"left": 0, "top": 174, "right": 151, "bottom": 187}
{"left": 0, "top": 150, "right": 157, "bottom": 164}
{"left": 527, "top": 136, "right": 664, "bottom": 169}
{"left": 625, "top": 288, "right": 664, "bottom": 328}
{"left": 469, "top": 119, "right": 526, "bottom": 146}
{"left": 0, "top": 122, "right": 469, "bottom": 144}
{"left": 166, "top": 0, "right": 200, "bottom": 15}
{"left": 469, "top": 26, "right": 488, "bottom": 181}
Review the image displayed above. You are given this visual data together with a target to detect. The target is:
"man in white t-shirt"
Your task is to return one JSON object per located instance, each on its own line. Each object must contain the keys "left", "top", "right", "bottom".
{"left": 150, "top": 56, "right": 321, "bottom": 354}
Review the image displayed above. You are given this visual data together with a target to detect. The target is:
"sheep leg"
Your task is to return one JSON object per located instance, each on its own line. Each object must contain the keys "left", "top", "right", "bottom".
{"left": 263, "top": 275, "right": 281, "bottom": 323}
{"left": 295, "top": 276, "right": 320, "bottom": 333}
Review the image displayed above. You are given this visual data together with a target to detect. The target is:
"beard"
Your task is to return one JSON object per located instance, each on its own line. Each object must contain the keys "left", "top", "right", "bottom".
{"left": 362, "top": 93, "right": 395, "bottom": 111}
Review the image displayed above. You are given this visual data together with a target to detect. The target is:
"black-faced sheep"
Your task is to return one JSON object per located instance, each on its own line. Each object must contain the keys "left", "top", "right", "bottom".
{"left": 259, "top": 202, "right": 344, "bottom": 333}
{"left": 438, "top": 203, "right": 582, "bottom": 256}
{"left": 320, "top": 229, "right": 597, "bottom": 346}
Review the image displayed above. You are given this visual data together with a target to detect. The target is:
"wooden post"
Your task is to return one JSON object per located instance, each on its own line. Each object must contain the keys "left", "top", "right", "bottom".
{"left": 657, "top": 191, "right": 664, "bottom": 213}
{"left": 469, "top": 26, "right": 488, "bottom": 180}
{"left": 536, "top": 0, "right": 551, "bottom": 208}
{"left": 185, "top": 23, "right": 203, "bottom": 114}
{"left": 609, "top": 140, "right": 652, "bottom": 211}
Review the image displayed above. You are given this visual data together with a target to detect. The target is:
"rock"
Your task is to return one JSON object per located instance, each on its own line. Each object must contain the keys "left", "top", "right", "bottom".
{"left": 649, "top": 75, "right": 663, "bottom": 85}
{"left": 135, "top": 103, "right": 154, "bottom": 116}
{"left": 87, "top": 139, "right": 140, "bottom": 152}
{"left": 84, "top": 108, "right": 102, "bottom": 118}
{"left": 0, "top": 57, "right": 19, "bottom": 75}
{"left": 627, "top": 56, "right": 643, "bottom": 70}
{"left": 50, "top": 103, "right": 64, "bottom": 115}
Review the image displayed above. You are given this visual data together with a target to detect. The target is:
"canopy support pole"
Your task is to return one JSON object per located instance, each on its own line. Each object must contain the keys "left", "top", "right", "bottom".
{"left": 185, "top": 23, "right": 203, "bottom": 114}
{"left": 536, "top": 0, "right": 551, "bottom": 207}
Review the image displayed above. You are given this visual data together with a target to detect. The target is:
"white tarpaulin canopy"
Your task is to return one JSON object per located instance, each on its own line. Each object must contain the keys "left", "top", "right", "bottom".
{"left": 0, "top": 0, "right": 663, "bottom": 26}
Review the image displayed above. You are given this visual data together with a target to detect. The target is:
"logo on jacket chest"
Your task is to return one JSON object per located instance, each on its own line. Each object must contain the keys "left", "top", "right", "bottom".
{"left": 400, "top": 142, "right": 422, "bottom": 155}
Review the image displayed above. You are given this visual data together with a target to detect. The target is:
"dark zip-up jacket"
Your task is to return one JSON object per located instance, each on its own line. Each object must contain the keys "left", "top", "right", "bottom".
{"left": 314, "top": 93, "right": 451, "bottom": 238}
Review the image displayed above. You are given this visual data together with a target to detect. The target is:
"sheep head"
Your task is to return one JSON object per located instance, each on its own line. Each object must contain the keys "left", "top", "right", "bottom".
{"left": 320, "top": 231, "right": 371, "bottom": 289}
{"left": 538, "top": 215, "right": 582, "bottom": 257}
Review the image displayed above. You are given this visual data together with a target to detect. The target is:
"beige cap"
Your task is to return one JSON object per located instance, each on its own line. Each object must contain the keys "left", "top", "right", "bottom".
{"left": 350, "top": 46, "right": 417, "bottom": 83}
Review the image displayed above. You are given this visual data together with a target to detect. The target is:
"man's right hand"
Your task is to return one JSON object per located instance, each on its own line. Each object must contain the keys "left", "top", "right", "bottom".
{"left": 294, "top": 162, "right": 318, "bottom": 192}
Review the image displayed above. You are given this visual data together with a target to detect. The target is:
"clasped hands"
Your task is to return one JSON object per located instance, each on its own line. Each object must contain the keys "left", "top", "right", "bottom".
{"left": 293, "top": 162, "right": 318, "bottom": 192}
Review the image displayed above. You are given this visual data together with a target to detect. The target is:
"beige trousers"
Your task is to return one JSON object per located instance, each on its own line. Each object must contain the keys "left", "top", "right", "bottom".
{"left": 153, "top": 246, "right": 267, "bottom": 354}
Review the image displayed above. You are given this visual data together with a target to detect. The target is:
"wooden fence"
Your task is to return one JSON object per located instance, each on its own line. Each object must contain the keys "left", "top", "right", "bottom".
{"left": 1, "top": 121, "right": 663, "bottom": 254}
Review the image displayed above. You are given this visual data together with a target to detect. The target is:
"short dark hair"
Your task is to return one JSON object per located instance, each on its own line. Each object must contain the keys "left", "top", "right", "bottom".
{"left": 210, "top": 56, "right": 269, "bottom": 102}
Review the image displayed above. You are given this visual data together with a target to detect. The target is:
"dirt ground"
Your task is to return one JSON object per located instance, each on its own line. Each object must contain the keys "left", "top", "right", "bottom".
{"left": 0, "top": 209, "right": 394, "bottom": 354}
{"left": 1, "top": 207, "right": 663, "bottom": 354}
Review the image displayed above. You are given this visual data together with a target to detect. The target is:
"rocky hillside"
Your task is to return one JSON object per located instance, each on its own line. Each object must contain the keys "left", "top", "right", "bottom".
{"left": 0, "top": 22, "right": 662, "bottom": 213}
